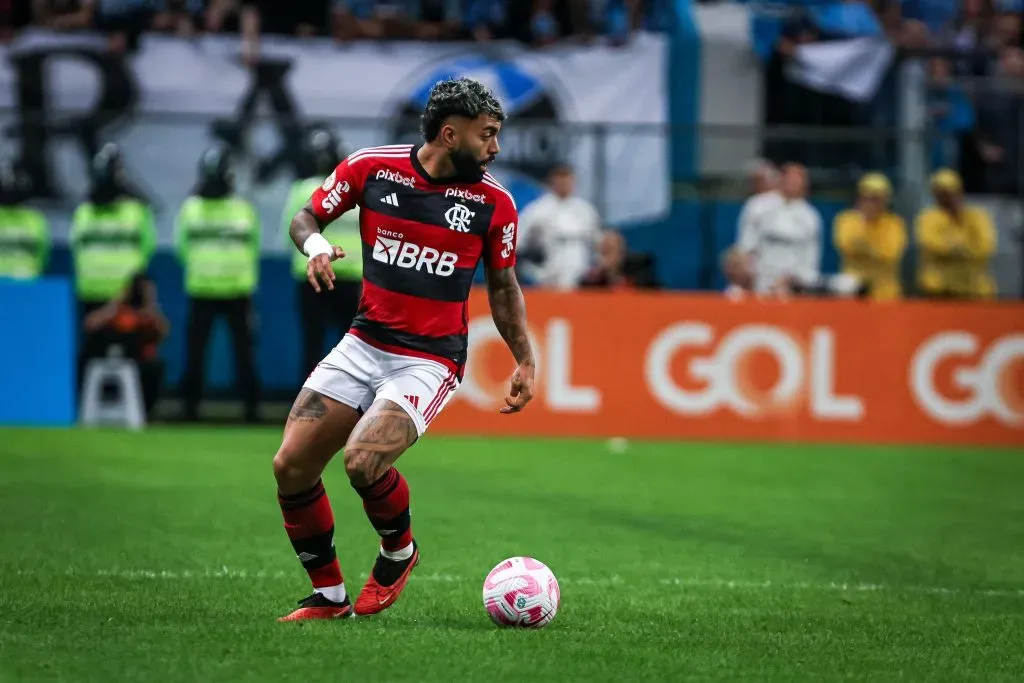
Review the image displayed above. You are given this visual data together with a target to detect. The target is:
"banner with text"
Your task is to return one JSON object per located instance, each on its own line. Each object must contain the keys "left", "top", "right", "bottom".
{"left": 0, "top": 30, "right": 668, "bottom": 246}
{"left": 433, "top": 292, "right": 1024, "bottom": 446}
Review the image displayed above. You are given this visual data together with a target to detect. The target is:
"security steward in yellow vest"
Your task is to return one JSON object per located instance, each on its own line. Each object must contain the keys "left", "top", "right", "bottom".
{"left": 285, "top": 129, "right": 363, "bottom": 381}
{"left": 0, "top": 161, "right": 50, "bottom": 281}
{"left": 175, "top": 144, "right": 261, "bottom": 423}
{"left": 71, "top": 144, "right": 156, "bottom": 316}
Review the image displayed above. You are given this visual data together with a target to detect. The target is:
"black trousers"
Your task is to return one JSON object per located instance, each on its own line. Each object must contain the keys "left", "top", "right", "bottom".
{"left": 297, "top": 279, "right": 361, "bottom": 381}
{"left": 181, "top": 296, "right": 260, "bottom": 420}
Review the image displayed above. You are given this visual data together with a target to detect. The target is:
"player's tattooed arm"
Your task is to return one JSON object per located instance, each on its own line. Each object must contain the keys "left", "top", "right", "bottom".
{"left": 292, "top": 200, "right": 345, "bottom": 293}
{"left": 485, "top": 266, "right": 534, "bottom": 367}
{"left": 288, "top": 200, "right": 323, "bottom": 252}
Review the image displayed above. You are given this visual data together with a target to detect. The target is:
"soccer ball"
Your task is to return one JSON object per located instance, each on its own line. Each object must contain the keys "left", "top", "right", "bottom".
{"left": 482, "top": 556, "right": 560, "bottom": 628}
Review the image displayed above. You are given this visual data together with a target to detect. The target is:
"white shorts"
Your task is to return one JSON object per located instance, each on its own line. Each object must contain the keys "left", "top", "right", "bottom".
{"left": 303, "top": 334, "right": 460, "bottom": 437}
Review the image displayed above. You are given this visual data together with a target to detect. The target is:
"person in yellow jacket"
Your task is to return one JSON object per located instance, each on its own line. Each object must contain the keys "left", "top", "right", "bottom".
{"left": 914, "top": 169, "right": 997, "bottom": 299}
{"left": 832, "top": 173, "right": 907, "bottom": 300}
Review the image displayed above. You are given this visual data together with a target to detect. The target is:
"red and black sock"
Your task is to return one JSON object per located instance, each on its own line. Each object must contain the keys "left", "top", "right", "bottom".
{"left": 354, "top": 467, "right": 412, "bottom": 552}
{"left": 278, "top": 480, "right": 345, "bottom": 597}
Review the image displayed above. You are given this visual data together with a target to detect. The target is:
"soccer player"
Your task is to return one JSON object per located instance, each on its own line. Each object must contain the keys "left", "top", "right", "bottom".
{"left": 273, "top": 78, "right": 536, "bottom": 621}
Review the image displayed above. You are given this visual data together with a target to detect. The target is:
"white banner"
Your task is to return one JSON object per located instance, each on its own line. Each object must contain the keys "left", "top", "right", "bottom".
{"left": 0, "top": 30, "right": 669, "bottom": 246}
{"left": 787, "top": 37, "right": 895, "bottom": 104}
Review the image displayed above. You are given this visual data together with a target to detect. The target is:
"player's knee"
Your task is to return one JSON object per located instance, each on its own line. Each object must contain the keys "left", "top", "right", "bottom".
{"left": 343, "top": 445, "right": 384, "bottom": 488}
{"left": 273, "top": 445, "right": 315, "bottom": 492}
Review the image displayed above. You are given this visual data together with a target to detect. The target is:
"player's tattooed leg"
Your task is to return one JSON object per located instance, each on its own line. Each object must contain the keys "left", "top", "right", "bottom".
{"left": 274, "top": 389, "right": 361, "bottom": 496}
{"left": 288, "top": 388, "right": 329, "bottom": 422}
{"left": 343, "top": 399, "right": 418, "bottom": 488}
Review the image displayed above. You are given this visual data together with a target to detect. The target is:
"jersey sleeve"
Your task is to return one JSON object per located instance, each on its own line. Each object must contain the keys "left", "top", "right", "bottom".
{"left": 309, "top": 154, "right": 367, "bottom": 225}
{"left": 483, "top": 191, "right": 519, "bottom": 270}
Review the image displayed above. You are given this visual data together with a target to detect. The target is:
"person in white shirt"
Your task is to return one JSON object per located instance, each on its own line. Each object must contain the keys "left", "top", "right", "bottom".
{"left": 731, "top": 163, "right": 821, "bottom": 295}
{"left": 724, "top": 159, "right": 780, "bottom": 298}
{"left": 517, "top": 163, "right": 602, "bottom": 290}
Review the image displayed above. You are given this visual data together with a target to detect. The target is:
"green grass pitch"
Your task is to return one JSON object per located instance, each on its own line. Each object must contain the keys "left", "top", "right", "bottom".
{"left": 1, "top": 427, "right": 1023, "bottom": 682}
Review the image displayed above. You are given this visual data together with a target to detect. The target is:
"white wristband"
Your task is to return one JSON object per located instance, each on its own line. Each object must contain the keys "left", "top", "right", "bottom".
{"left": 303, "top": 233, "right": 333, "bottom": 260}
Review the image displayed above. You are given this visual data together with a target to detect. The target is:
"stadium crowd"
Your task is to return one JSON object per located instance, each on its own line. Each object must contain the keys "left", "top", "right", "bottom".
{"left": 8, "top": 0, "right": 675, "bottom": 45}
{"left": 757, "top": 0, "right": 1024, "bottom": 197}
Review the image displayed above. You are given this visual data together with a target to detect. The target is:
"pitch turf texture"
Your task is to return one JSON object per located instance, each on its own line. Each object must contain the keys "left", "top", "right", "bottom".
{"left": 1, "top": 429, "right": 1023, "bottom": 682}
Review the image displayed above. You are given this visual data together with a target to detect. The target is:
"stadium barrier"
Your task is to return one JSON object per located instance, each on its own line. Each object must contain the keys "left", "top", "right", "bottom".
{"left": 433, "top": 289, "right": 1023, "bottom": 447}
{"left": 0, "top": 278, "right": 77, "bottom": 426}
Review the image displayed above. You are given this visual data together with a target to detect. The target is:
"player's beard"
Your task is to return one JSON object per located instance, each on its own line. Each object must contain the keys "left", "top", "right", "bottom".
{"left": 449, "top": 146, "right": 490, "bottom": 183}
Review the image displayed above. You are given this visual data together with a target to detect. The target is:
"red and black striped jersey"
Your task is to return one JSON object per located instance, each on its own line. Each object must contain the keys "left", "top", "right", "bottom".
{"left": 309, "top": 143, "right": 519, "bottom": 378}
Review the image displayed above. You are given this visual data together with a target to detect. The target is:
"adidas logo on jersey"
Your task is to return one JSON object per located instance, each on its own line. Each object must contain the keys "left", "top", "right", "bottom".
{"left": 372, "top": 231, "right": 457, "bottom": 277}
{"left": 380, "top": 192, "right": 399, "bottom": 207}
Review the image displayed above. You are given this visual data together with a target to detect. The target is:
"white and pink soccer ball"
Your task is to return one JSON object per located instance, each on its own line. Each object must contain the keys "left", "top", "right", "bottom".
{"left": 482, "top": 556, "right": 560, "bottom": 628}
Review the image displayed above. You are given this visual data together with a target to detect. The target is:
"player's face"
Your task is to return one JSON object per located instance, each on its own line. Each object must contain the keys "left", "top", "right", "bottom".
{"left": 447, "top": 115, "right": 501, "bottom": 182}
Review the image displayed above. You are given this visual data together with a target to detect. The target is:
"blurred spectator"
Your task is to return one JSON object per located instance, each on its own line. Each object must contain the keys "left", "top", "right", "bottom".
{"left": 729, "top": 162, "right": 821, "bottom": 295}
{"left": 0, "top": 160, "right": 49, "bottom": 281}
{"left": 71, "top": 144, "right": 157, "bottom": 318}
{"left": 579, "top": 230, "right": 659, "bottom": 289}
{"left": 464, "top": 0, "right": 508, "bottom": 41}
{"left": 150, "top": 0, "right": 205, "bottom": 35}
{"left": 943, "top": 0, "right": 992, "bottom": 56}
{"left": 331, "top": 0, "right": 461, "bottom": 41}
{"left": 722, "top": 159, "right": 778, "bottom": 297}
{"left": 33, "top": 1, "right": 204, "bottom": 47}
{"left": 975, "top": 47, "right": 1024, "bottom": 194}
{"left": 283, "top": 128, "right": 363, "bottom": 382}
{"left": 928, "top": 58, "right": 975, "bottom": 170}
{"left": 175, "top": 143, "right": 261, "bottom": 423}
{"left": 517, "top": 163, "right": 601, "bottom": 291}
{"left": 722, "top": 248, "right": 756, "bottom": 300}
{"left": 832, "top": 172, "right": 907, "bottom": 300}
{"left": 32, "top": 0, "right": 94, "bottom": 30}
{"left": 81, "top": 271, "right": 168, "bottom": 419}
{"left": 915, "top": 169, "right": 997, "bottom": 299}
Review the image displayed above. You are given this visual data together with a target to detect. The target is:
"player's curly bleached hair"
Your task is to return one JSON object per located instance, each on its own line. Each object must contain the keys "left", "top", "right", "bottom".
{"left": 420, "top": 77, "right": 505, "bottom": 142}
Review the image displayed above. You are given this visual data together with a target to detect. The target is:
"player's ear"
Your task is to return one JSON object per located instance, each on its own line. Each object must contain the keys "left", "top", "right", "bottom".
{"left": 440, "top": 122, "right": 458, "bottom": 149}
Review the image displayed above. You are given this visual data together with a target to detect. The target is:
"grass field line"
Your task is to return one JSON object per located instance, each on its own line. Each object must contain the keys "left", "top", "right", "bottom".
{"left": 13, "top": 567, "right": 1024, "bottom": 598}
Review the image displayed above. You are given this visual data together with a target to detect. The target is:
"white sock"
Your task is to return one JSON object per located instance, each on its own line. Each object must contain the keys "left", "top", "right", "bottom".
{"left": 316, "top": 583, "right": 347, "bottom": 604}
{"left": 380, "top": 542, "right": 414, "bottom": 562}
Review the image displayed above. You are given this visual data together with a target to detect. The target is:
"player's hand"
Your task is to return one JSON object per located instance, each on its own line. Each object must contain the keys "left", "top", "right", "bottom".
{"left": 500, "top": 362, "right": 535, "bottom": 414}
{"left": 307, "top": 246, "right": 346, "bottom": 293}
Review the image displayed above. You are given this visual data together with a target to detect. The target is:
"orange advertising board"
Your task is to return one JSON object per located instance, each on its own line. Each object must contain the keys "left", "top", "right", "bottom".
{"left": 431, "top": 290, "right": 1024, "bottom": 446}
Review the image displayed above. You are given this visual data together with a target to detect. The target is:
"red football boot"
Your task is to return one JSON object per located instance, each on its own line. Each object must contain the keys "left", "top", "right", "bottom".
{"left": 278, "top": 592, "right": 354, "bottom": 622}
{"left": 354, "top": 542, "right": 420, "bottom": 616}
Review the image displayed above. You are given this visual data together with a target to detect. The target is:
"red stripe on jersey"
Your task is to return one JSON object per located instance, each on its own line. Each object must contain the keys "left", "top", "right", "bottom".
{"left": 358, "top": 279, "right": 467, "bottom": 339}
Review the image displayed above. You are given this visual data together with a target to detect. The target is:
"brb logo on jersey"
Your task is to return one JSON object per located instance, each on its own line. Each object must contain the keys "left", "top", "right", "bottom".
{"left": 373, "top": 229, "right": 458, "bottom": 277}
{"left": 444, "top": 204, "right": 475, "bottom": 233}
